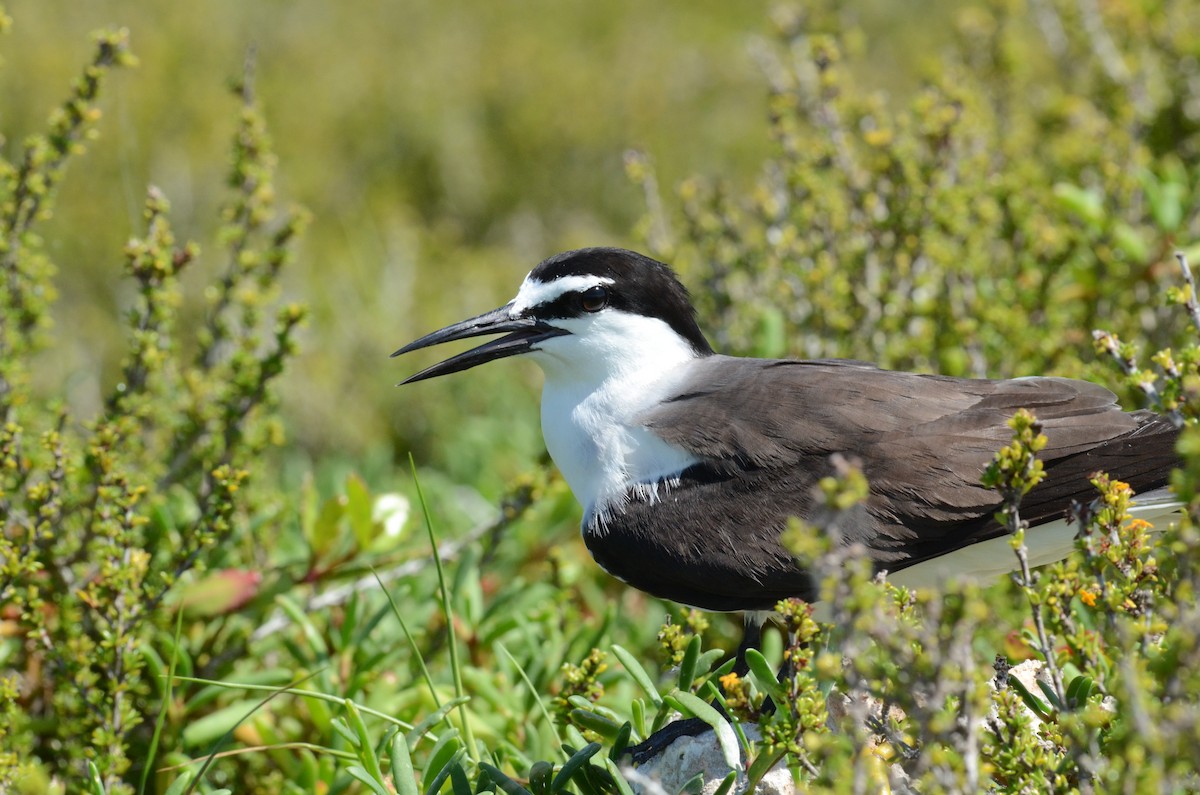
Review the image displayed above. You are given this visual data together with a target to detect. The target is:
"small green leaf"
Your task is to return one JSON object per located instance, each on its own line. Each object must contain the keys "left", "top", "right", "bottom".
{"left": 1148, "top": 180, "right": 1185, "bottom": 232}
{"left": 449, "top": 762, "right": 473, "bottom": 795}
{"left": 1065, "top": 675, "right": 1095, "bottom": 709}
{"left": 347, "top": 765, "right": 391, "bottom": 795}
{"left": 569, "top": 709, "right": 622, "bottom": 740}
{"left": 712, "top": 770, "right": 739, "bottom": 795}
{"left": 566, "top": 696, "right": 620, "bottom": 722}
{"left": 308, "top": 491, "right": 347, "bottom": 559}
{"left": 604, "top": 758, "right": 636, "bottom": 795}
{"left": 389, "top": 730, "right": 418, "bottom": 795}
{"left": 610, "top": 721, "right": 632, "bottom": 760}
{"left": 744, "top": 648, "right": 786, "bottom": 705}
{"left": 611, "top": 645, "right": 662, "bottom": 706}
{"left": 551, "top": 742, "right": 602, "bottom": 793}
{"left": 631, "top": 698, "right": 647, "bottom": 738}
{"left": 480, "top": 763, "right": 534, "bottom": 795}
{"left": 668, "top": 691, "right": 741, "bottom": 771}
{"left": 162, "top": 771, "right": 195, "bottom": 795}
{"left": 331, "top": 717, "right": 361, "bottom": 749}
{"left": 346, "top": 472, "right": 377, "bottom": 548}
{"left": 1037, "top": 678, "right": 1064, "bottom": 711}
{"left": 695, "top": 648, "right": 726, "bottom": 679}
{"left": 1007, "top": 675, "right": 1054, "bottom": 722}
{"left": 346, "top": 699, "right": 386, "bottom": 782}
{"left": 425, "top": 750, "right": 466, "bottom": 795}
{"left": 753, "top": 306, "right": 787, "bottom": 358}
{"left": 421, "top": 733, "right": 463, "bottom": 793}
{"left": 1112, "top": 222, "right": 1149, "bottom": 262}
{"left": 528, "top": 761, "right": 554, "bottom": 795}
{"left": 1053, "top": 183, "right": 1105, "bottom": 226}
{"left": 744, "top": 747, "right": 787, "bottom": 794}
{"left": 677, "top": 634, "right": 701, "bottom": 691}
{"left": 181, "top": 699, "right": 264, "bottom": 747}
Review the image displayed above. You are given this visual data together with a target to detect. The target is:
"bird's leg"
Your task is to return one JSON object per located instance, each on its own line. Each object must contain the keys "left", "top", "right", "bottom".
{"left": 625, "top": 614, "right": 765, "bottom": 764}
{"left": 732, "top": 613, "right": 763, "bottom": 675}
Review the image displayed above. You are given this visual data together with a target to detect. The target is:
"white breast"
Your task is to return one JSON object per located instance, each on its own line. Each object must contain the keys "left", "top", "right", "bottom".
{"left": 526, "top": 310, "right": 704, "bottom": 522}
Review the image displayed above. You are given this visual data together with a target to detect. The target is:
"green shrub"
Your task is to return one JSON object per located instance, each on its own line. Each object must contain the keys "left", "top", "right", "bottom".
{"left": 0, "top": 25, "right": 307, "bottom": 792}
{"left": 631, "top": 1, "right": 1198, "bottom": 379}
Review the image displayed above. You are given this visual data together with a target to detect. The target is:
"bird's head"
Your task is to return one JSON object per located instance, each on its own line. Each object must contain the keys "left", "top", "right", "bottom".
{"left": 393, "top": 247, "right": 713, "bottom": 384}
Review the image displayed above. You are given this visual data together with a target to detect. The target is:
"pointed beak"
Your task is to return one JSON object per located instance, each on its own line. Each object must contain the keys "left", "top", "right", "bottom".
{"left": 391, "top": 303, "right": 569, "bottom": 384}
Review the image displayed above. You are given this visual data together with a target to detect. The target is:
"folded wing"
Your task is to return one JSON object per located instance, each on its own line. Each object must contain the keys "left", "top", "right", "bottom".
{"left": 581, "top": 357, "right": 1178, "bottom": 611}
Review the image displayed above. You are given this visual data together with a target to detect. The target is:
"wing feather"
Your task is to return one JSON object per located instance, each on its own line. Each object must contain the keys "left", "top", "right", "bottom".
{"left": 583, "top": 357, "right": 1179, "bottom": 610}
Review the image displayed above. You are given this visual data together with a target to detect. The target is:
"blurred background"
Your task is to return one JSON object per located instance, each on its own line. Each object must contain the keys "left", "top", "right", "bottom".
{"left": 4, "top": 0, "right": 948, "bottom": 498}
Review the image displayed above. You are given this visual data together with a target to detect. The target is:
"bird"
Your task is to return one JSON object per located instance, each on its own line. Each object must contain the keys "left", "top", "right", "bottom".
{"left": 393, "top": 246, "right": 1180, "bottom": 752}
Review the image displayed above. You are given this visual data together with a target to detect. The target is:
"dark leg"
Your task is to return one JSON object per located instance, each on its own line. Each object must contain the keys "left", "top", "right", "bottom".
{"left": 732, "top": 613, "right": 763, "bottom": 675}
{"left": 624, "top": 614, "right": 765, "bottom": 764}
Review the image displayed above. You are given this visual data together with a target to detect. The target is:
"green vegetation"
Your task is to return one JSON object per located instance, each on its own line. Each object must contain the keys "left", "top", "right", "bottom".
{"left": 1, "top": 0, "right": 1199, "bottom": 793}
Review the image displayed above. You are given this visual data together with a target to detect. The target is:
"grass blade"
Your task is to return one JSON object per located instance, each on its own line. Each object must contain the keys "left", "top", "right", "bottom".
{"left": 181, "top": 668, "right": 325, "bottom": 795}
{"left": 410, "top": 454, "right": 477, "bottom": 761}
{"left": 140, "top": 606, "right": 185, "bottom": 795}
{"left": 374, "top": 568, "right": 442, "bottom": 709}
{"left": 86, "top": 761, "right": 106, "bottom": 795}
{"left": 498, "top": 641, "right": 564, "bottom": 747}
{"left": 171, "top": 674, "right": 426, "bottom": 735}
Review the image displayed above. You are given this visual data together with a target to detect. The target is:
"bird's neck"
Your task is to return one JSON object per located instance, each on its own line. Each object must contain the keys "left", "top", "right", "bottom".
{"left": 532, "top": 333, "right": 704, "bottom": 524}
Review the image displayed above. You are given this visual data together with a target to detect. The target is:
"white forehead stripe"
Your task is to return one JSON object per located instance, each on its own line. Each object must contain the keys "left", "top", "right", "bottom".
{"left": 511, "top": 274, "right": 615, "bottom": 314}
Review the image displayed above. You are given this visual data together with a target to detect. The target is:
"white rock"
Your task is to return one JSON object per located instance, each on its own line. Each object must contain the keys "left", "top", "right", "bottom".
{"left": 623, "top": 724, "right": 796, "bottom": 795}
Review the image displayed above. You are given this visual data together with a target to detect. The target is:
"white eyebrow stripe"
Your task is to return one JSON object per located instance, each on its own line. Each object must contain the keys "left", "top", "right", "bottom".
{"left": 510, "top": 274, "right": 615, "bottom": 314}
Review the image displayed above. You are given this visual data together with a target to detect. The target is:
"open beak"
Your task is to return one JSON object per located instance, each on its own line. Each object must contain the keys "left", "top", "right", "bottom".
{"left": 391, "top": 303, "right": 568, "bottom": 384}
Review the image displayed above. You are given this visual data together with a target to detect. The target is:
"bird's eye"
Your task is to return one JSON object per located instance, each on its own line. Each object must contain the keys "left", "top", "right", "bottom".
{"left": 579, "top": 285, "right": 609, "bottom": 313}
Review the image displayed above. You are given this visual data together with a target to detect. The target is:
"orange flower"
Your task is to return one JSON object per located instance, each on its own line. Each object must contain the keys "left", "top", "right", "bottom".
{"left": 1079, "top": 588, "right": 1097, "bottom": 607}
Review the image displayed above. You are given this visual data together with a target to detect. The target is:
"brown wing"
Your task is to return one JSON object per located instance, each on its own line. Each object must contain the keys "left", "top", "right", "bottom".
{"left": 581, "top": 357, "right": 1178, "bottom": 611}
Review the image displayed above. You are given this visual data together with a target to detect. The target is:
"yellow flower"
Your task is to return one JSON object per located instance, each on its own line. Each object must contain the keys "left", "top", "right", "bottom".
{"left": 1079, "top": 589, "right": 1097, "bottom": 607}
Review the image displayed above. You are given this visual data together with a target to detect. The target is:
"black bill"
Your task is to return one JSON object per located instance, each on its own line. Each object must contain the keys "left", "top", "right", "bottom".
{"left": 392, "top": 304, "right": 568, "bottom": 384}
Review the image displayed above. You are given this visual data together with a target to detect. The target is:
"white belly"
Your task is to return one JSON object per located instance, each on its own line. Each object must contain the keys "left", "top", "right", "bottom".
{"left": 889, "top": 487, "right": 1181, "bottom": 589}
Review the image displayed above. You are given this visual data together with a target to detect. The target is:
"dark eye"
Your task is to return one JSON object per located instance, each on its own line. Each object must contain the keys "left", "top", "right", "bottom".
{"left": 579, "top": 285, "right": 609, "bottom": 313}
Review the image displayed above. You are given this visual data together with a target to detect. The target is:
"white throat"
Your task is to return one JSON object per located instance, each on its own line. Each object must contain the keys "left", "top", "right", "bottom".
{"left": 525, "top": 309, "right": 704, "bottom": 525}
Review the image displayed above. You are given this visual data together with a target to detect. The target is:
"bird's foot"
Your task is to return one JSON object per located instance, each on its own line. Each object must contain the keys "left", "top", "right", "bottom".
{"left": 623, "top": 717, "right": 713, "bottom": 764}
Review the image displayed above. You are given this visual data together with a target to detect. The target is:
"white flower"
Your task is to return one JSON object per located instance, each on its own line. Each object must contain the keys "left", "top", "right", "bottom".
{"left": 372, "top": 493, "right": 411, "bottom": 538}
